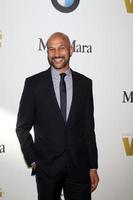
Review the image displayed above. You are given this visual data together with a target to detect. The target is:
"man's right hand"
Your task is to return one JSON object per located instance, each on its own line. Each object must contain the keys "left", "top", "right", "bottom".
{"left": 31, "top": 162, "right": 37, "bottom": 170}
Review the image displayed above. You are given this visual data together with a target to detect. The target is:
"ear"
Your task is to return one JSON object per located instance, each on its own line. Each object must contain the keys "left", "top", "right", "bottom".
{"left": 70, "top": 45, "right": 74, "bottom": 56}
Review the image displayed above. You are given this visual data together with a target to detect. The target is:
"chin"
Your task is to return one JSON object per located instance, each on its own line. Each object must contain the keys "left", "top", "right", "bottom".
{"left": 53, "top": 65, "right": 64, "bottom": 70}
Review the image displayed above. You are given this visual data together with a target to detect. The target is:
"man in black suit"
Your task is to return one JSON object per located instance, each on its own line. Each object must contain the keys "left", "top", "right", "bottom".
{"left": 16, "top": 32, "right": 99, "bottom": 200}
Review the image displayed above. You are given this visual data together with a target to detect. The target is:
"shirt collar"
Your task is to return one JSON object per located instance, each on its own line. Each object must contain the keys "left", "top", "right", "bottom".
{"left": 51, "top": 66, "right": 71, "bottom": 79}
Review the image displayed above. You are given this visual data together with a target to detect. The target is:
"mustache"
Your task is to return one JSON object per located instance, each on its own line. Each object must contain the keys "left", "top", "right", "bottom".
{"left": 51, "top": 56, "right": 65, "bottom": 59}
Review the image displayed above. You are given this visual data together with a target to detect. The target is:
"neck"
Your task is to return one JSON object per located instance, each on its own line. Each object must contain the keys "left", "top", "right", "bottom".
{"left": 53, "top": 66, "right": 70, "bottom": 74}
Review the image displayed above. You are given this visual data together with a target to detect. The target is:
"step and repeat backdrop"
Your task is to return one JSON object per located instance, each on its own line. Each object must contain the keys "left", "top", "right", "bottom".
{"left": 0, "top": 0, "right": 133, "bottom": 199}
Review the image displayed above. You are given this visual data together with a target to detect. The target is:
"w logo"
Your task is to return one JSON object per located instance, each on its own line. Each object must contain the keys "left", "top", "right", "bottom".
{"left": 0, "top": 31, "right": 3, "bottom": 47}
{"left": 124, "top": 0, "right": 133, "bottom": 13}
{"left": 123, "top": 137, "right": 133, "bottom": 156}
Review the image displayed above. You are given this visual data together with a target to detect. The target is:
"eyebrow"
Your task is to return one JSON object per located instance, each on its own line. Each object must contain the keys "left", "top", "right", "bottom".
{"left": 47, "top": 44, "right": 66, "bottom": 48}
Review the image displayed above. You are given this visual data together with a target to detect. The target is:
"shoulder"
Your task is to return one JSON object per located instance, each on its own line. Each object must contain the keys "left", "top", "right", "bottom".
{"left": 71, "top": 69, "right": 92, "bottom": 85}
{"left": 25, "top": 68, "right": 50, "bottom": 84}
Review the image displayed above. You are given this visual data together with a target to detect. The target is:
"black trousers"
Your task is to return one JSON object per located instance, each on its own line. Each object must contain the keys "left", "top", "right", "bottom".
{"left": 35, "top": 164, "right": 91, "bottom": 200}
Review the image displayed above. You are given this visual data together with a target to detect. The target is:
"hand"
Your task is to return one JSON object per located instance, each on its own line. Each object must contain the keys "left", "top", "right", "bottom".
{"left": 31, "top": 162, "right": 37, "bottom": 171}
{"left": 89, "top": 170, "right": 99, "bottom": 192}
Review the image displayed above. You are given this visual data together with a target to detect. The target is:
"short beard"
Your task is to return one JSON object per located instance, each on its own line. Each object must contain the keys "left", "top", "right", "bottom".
{"left": 47, "top": 56, "right": 70, "bottom": 69}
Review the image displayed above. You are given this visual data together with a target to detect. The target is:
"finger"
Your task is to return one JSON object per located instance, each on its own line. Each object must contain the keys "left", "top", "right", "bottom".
{"left": 91, "top": 184, "right": 96, "bottom": 192}
{"left": 91, "top": 179, "right": 99, "bottom": 192}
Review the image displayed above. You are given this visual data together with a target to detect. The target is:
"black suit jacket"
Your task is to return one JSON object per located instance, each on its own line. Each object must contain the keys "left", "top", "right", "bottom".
{"left": 16, "top": 67, "right": 98, "bottom": 177}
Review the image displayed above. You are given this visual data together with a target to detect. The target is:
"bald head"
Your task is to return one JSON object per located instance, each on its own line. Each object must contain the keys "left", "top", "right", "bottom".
{"left": 46, "top": 32, "right": 73, "bottom": 73}
{"left": 47, "top": 32, "right": 71, "bottom": 49}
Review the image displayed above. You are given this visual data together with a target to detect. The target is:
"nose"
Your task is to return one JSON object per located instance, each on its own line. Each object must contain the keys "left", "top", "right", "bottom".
{"left": 54, "top": 48, "right": 60, "bottom": 57}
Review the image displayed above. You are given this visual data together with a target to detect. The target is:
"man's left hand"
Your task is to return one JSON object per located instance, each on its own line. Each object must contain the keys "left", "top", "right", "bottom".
{"left": 89, "top": 169, "right": 99, "bottom": 192}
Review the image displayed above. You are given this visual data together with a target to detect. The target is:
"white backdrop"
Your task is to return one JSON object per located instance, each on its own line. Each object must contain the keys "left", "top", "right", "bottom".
{"left": 0, "top": 1, "right": 133, "bottom": 199}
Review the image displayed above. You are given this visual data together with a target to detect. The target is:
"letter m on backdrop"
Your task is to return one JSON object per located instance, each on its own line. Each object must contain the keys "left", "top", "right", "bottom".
{"left": 122, "top": 91, "right": 133, "bottom": 103}
{"left": 124, "top": 0, "right": 133, "bottom": 13}
{"left": 123, "top": 137, "right": 133, "bottom": 156}
{"left": 38, "top": 38, "right": 47, "bottom": 51}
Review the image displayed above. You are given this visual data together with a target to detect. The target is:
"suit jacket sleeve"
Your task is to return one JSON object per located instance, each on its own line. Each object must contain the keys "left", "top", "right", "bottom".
{"left": 84, "top": 80, "right": 98, "bottom": 169}
{"left": 16, "top": 78, "right": 35, "bottom": 167}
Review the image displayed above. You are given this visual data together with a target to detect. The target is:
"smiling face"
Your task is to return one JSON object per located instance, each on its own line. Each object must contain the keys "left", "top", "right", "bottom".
{"left": 47, "top": 32, "right": 73, "bottom": 73}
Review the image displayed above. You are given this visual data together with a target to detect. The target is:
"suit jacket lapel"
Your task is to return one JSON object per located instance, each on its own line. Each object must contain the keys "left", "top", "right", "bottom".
{"left": 44, "top": 68, "right": 80, "bottom": 126}
{"left": 66, "top": 70, "right": 79, "bottom": 126}
{"left": 45, "top": 67, "right": 65, "bottom": 124}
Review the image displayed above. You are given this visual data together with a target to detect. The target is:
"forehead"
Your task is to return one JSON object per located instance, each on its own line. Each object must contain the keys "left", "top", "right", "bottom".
{"left": 47, "top": 36, "right": 70, "bottom": 48}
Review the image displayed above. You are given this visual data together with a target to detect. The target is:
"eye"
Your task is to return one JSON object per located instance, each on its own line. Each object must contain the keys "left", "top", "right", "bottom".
{"left": 59, "top": 46, "right": 66, "bottom": 50}
{"left": 48, "top": 48, "right": 55, "bottom": 53}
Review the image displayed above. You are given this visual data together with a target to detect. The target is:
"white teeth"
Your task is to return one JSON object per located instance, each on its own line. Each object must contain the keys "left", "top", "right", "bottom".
{"left": 54, "top": 58, "right": 63, "bottom": 62}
